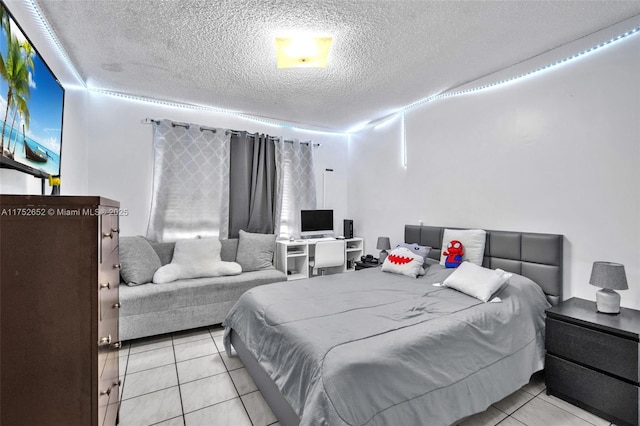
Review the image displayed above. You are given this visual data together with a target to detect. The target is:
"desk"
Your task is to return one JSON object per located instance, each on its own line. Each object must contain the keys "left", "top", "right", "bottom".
{"left": 275, "top": 238, "right": 364, "bottom": 280}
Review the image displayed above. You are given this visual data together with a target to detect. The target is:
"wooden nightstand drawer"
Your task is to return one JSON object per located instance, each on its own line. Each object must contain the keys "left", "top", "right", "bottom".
{"left": 546, "top": 298, "right": 640, "bottom": 426}
{"left": 546, "top": 354, "right": 639, "bottom": 426}
{"left": 546, "top": 317, "right": 639, "bottom": 382}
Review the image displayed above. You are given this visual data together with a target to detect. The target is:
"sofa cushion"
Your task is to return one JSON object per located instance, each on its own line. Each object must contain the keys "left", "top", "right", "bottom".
{"left": 119, "top": 270, "right": 287, "bottom": 316}
{"left": 236, "top": 230, "right": 276, "bottom": 272}
{"left": 119, "top": 236, "right": 162, "bottom": 286}
{"left": 151, "top": 241, "right": 175, "bottom": 266}
{"left": 220, "top": 238, "right": 239, "bottom": 262}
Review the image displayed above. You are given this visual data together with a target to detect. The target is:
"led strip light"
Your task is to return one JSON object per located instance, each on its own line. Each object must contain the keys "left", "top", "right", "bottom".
{"left": 26, "top": 0, "right": 84, "bottom": 86}
{"left": 402, "top": 27, "right": 640, "bottom": 113}
{"left": 25, "top": 0, "right": 640, "bottom": 136}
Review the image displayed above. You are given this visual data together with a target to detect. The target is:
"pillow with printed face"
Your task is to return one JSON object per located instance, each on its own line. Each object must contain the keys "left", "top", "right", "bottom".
{"left": 381, "top": 247, "right": 426, "bottom": 278}
{"left": 439, "top": 229, "right": 486, "bottom": 266}
{"left": 394, "top": 243, "right": 431, "bottom": 263}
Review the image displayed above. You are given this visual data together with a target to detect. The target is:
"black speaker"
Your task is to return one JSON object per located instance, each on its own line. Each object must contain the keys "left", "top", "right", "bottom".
{"left": 343, "top": 219, "right": 354, "bottom": 239}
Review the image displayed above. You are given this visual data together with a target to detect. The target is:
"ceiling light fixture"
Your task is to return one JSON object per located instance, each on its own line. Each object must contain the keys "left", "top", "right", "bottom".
{"left": 275, "top": 36, "right": 332, "bottom": 68}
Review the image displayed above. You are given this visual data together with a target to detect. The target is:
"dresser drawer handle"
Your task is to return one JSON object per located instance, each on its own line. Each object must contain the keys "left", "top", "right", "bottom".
{"left": 112, "top": 341, "right": 122, "bottom": 349}
{"left": 99, "top": 282, "right": 111, "bottom": 290}
{"left": 100, "top": 380, "right": 120, "bottom": 397}
{"left": 98, "top": 335, "right": 112, "bottom": 346}
{"left": 113, "top": 264, "right": 121, "bottom": 270}
{"left": 113, "top": 303, "right": 121, "bottom": 309}
{"left": 111, "top": 228, "right": 120, "bottom": 234}
{"left": 102, "top": 231, "right": 113, "bottom": 239}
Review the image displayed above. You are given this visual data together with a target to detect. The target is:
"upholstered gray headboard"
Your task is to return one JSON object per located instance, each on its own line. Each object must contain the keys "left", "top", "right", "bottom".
{"left": 405, "top": 225, "right": 564, "bottom": 305}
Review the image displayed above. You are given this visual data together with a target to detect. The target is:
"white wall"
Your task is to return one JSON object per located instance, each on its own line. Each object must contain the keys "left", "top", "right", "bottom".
{"left": 348, "top": 25, "right": 640, "bottom": 309}
{"left": 85, "top": 93, "right": 349, "bottom": 237}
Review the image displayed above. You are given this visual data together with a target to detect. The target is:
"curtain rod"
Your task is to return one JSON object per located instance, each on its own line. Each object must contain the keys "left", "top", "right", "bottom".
{"left": 142, "top": 118, "right": 320, "bottom": 146}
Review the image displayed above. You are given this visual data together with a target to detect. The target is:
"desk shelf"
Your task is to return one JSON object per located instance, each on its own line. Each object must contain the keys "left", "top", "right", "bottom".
{"left": 276, "top": 241, "right": 309, "bottom": 280}
{"left": 344, "top": 238, "right": 364, "bottom": 272}
{"left": 276, "top": 238, "right": 364, "bottom": 279}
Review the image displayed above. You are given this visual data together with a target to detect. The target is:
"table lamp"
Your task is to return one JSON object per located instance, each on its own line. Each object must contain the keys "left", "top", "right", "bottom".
{"left": 377, "top": 237, "right": 391, "bottom": 263}
{"left": 589, "top": 261, "right": 628, "bottom": 314}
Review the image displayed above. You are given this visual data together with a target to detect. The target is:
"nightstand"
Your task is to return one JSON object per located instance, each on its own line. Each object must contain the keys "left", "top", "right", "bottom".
{"left": 545, "top": 297, "right": 639, "bottom": 426}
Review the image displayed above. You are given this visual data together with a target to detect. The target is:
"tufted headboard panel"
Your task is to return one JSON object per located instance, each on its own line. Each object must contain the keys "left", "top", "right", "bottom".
{"left": 405, "top": 225, "right": 564, "bottom": 305}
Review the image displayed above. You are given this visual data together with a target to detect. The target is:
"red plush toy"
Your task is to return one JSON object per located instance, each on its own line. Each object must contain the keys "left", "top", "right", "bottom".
{"left": 443, "top": 240, "right": 464, "bottom": 268}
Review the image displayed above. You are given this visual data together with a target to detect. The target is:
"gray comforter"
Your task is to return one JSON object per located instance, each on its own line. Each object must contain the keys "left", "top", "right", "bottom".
{"left": 223, "top": 264, "right": 551, "bottom": 426}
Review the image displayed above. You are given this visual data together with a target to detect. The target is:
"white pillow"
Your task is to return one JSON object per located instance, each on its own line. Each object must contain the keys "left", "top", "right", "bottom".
{"left": 152, "top": 238, "right": 242, "bottom": 283}
{"left": 153, "top": 263, "right": 181, "bottom": 284}
{"left": 439, "top": 229, "right": 486, "bottom": 266}
{"left": 381, "top": 247, "right": 426, "bottom": 278}
{"left": 442, "top": 261, "right": 512, "bottom": 302}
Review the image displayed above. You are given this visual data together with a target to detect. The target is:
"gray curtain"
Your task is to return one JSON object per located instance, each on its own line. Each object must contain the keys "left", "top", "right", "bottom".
{"left": 274, "top": 139, "right": 317, "bottom": 238}
{"left": 229, "top": 132, "right": 276, "bottom": 237}
{"left": 146, "top": 119, "right": 230, "bottom": 242}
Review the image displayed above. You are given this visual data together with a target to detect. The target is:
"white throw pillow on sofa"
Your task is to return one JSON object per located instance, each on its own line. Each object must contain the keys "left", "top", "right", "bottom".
{"left": 153, "top": 263, "right": 181, "bottom": 284}
{"left": 152, "top": 238, "right": 241, "bottom": 283}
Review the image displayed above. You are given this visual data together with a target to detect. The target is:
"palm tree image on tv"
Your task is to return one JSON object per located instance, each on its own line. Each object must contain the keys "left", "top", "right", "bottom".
{"left": 0, "top": 3, "right": 64, "bottom": 176}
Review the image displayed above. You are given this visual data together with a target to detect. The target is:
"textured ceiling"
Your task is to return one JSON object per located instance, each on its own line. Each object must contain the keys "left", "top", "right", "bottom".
{"left": 33, "top": 0, "right": 640, "bottom": 131}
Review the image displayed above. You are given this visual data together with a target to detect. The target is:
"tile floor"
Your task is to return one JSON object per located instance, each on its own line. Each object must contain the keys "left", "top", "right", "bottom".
{"left": 117, "top": 326, "right": 614, "bottom": 426}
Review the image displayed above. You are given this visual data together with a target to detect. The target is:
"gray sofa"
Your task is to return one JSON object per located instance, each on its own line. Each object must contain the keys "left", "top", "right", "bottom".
{"left": 118, "top": 237, "right": 286, "bottom": 341}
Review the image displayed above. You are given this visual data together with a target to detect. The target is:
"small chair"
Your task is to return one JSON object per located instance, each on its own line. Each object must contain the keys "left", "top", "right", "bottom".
{"left": 309, "top": 240, "right": 345, "bottom": 276}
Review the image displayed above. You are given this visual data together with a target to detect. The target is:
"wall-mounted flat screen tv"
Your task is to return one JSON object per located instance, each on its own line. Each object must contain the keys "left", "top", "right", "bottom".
{"left": 0, "top": 2, "right": 64, "bottom": 178}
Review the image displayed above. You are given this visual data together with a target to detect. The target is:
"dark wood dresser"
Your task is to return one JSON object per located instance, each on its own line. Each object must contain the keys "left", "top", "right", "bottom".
{"left": 0, "top": 195, "right": 121, "bottom": 426}
{"left": 546, "top": 297, "right": 640, "bottom": 426}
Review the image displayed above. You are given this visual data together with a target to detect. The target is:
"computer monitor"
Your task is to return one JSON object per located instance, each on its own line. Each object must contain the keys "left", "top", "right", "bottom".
{"left": 300, "top": 209, "right": 334, "bottom": 238}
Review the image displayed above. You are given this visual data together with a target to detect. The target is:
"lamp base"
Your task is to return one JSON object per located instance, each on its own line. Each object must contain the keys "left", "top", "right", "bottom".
{"left": 379, "top": 250, "right": 388, "bottom": 264}
{"left": 596, "top": 288, "right": 621, "bottom": 314}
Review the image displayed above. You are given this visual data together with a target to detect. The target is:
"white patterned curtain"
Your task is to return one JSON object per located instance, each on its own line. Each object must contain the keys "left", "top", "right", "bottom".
{"left": 147, "top": 119, "right": 231, "bottom": 242}
{"left": 274, "top": 139, "right": 317, "bottom": 238}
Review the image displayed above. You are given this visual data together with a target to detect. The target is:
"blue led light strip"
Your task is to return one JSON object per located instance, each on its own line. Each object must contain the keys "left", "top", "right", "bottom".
{"left": 401, "top": 112, "right": 407, "bottom": 169}
{"left": 89, "top": 88, "right": 347, "bottom": 136}
{"left": 27, "top": 0, "right": 85, "bottom": 86}
{"left": 27, "top": 0, "right": 639, "bottom": 136}
{"left": 401, "top": 26, "right": 640, "bottom": 113}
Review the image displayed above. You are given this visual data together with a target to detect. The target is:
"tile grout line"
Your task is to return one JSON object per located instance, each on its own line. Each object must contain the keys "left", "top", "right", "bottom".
{"left": 171, "top": 336, "right": 188, "bottom": 426}
{"left": 119, "top": 349, "right": 129, "bottom": 405}
{"left": 126, "top": 337, "right": 218, "bottom": 376}
{"left": 230, "top": 371, "right": 255, "bottom": 425}
{"left": 129, "top": 335, "right": 212, "bottom": 357}
{"left": 216, "top": 328, "right": 255, "bottom": 425}
{"left": 178, "top": 394, "right": 251, "bottom": 422}
{"left": 532, "top": 394, "right": 607, "bottom": 426}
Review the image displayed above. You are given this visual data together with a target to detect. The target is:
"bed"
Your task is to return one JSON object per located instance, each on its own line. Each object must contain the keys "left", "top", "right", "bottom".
{"left": 223, "top": 225, "right": 564, "bottom": 426}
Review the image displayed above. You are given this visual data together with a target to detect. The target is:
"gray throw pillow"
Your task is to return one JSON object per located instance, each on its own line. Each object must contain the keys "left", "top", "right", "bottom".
{"left": 220, "top": 238, "right": 239, "bottom": 262}
{"left": 150, "top": 241, "right": 176, "bottom": 266}
{"left": 236, "top": 230, "right": 276, "bottom": 272}
{"left": 119, "top": 236, "right": 162, "bottom": 285}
